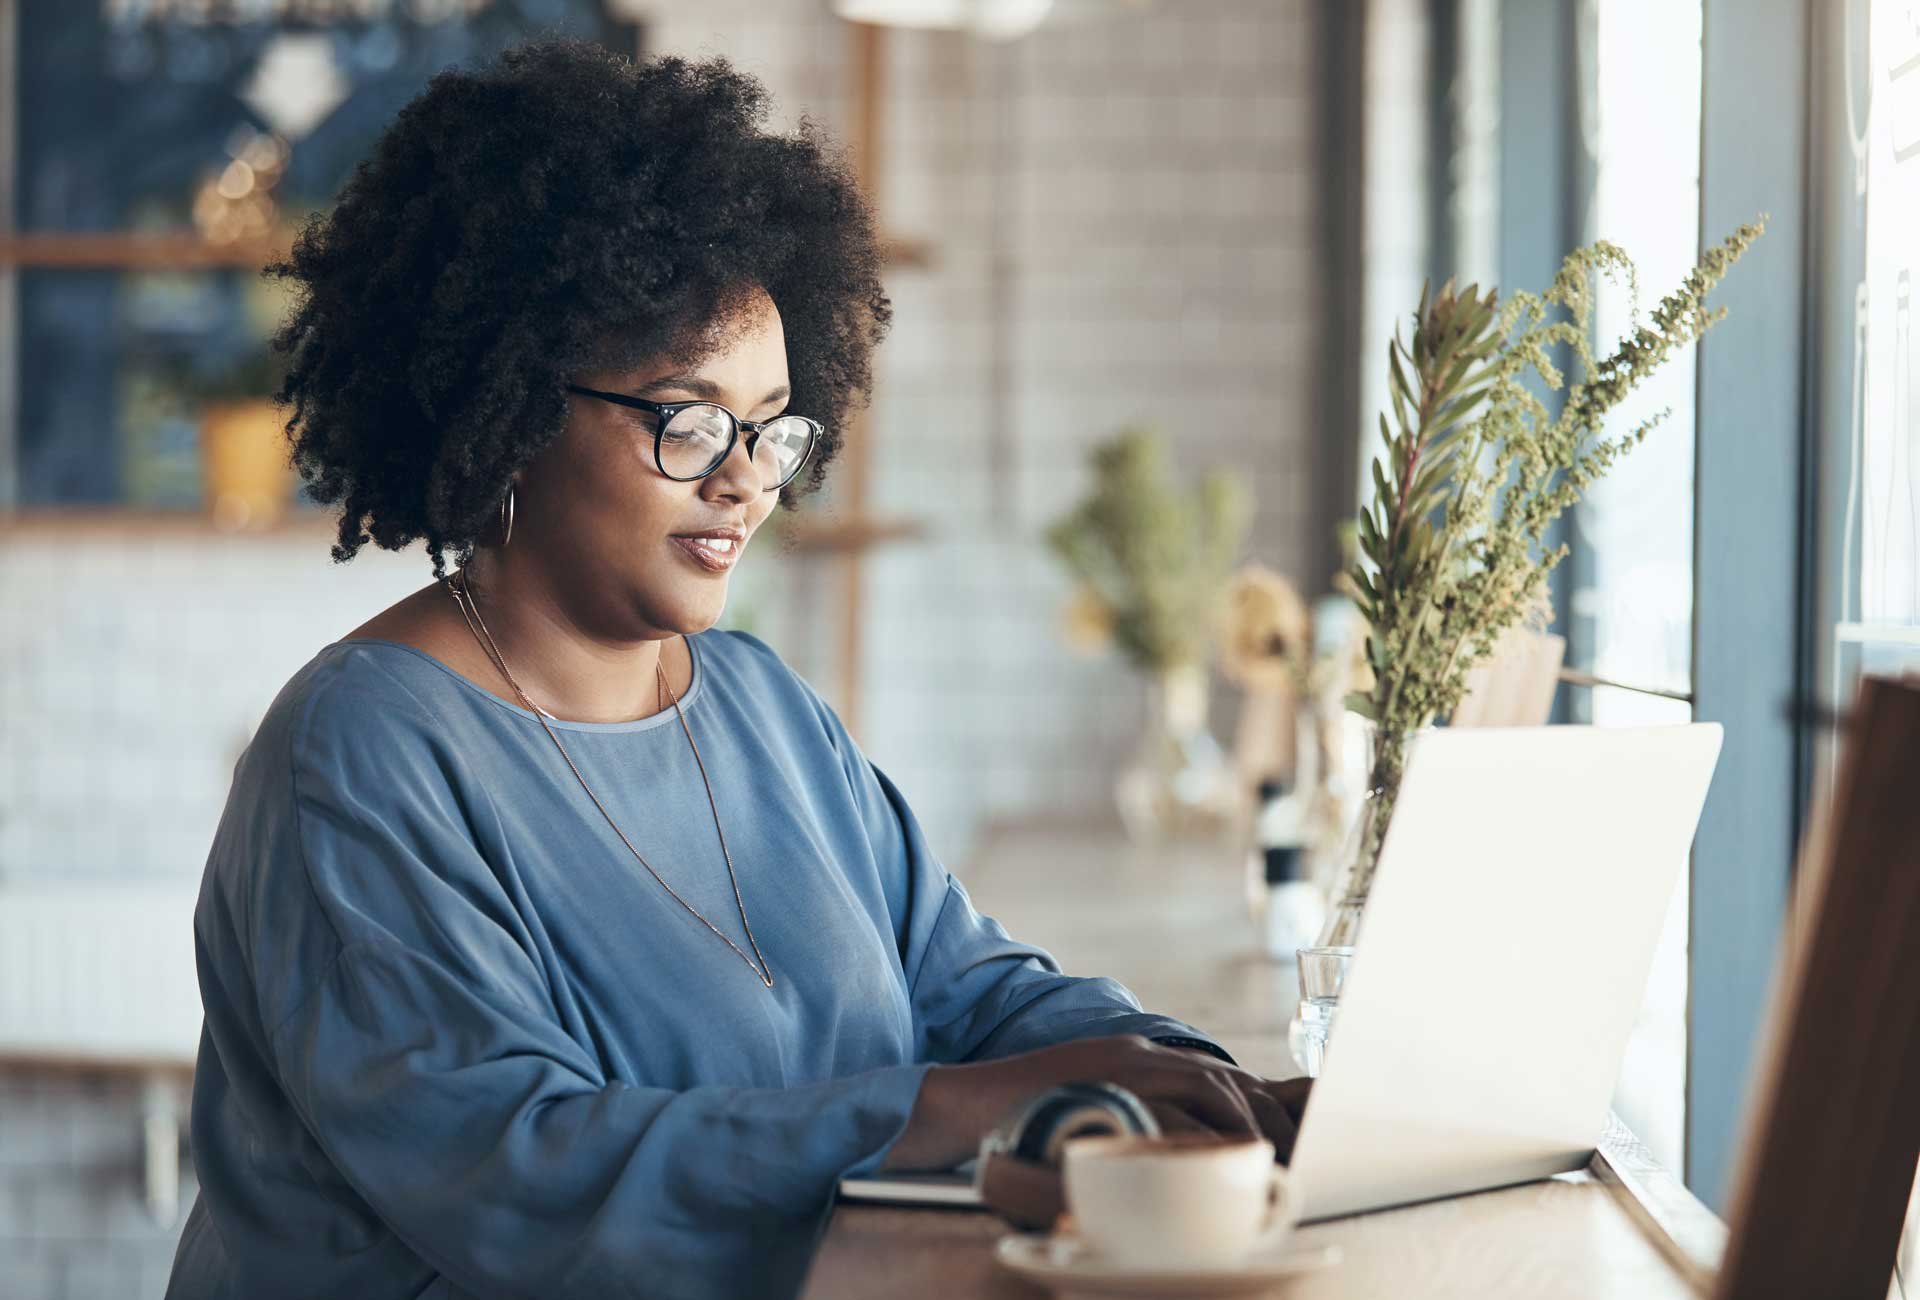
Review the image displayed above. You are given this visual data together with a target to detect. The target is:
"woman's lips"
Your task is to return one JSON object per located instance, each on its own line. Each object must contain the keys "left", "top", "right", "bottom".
{"left": 671, "top": 534, "right": 741, "bottom": 573}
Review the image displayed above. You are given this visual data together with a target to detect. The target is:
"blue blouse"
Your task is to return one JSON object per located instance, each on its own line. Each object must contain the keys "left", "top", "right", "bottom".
{"left": 164, "top": 629, "right": 1232, "bottom": 1300}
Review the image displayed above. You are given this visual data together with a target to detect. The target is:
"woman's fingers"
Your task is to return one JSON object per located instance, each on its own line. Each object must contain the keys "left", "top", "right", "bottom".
{"left": 1145, "top": 1101, "right": 1215, "bottom": 1136}
{"left": 1242, "top": 1087, "right": 1300, "bottom": 1162}
{"left": 1261, "top": 1075, "right": 1313, "bottom": 1126}
{"left": 1128, "top": 1042, "right": 1312, "bottom": 1157}
{"left": 1144, "top": 1079, "right": 1294, "bottom": 1159}
{"left": 1020, "top": 1036, "right": 1296, "bottom": 1148}
{"left": 1156, "top": 1065, "right": 1260, "bottom": 1137}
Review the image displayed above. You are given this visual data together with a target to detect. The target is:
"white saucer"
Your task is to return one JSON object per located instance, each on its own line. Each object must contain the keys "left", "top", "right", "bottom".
{"left": 993, "top": 1231, "right": 1342, "bottom": 1297}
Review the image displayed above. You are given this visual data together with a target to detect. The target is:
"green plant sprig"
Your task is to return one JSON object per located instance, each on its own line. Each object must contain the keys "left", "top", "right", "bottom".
{"left": 1349, "top": 219, "right": 1765, "bottom": 760}
{"left": 1328, "top": 220, "right": 1763, "bottom": 913}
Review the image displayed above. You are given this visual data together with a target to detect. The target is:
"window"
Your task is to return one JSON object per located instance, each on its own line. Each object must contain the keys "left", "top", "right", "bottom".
{"left": 1827, "top": 0, "right": 1920, "bottom": 745}
{"left": 1572, "top": 0, "right": 1704, "bottom": 1180}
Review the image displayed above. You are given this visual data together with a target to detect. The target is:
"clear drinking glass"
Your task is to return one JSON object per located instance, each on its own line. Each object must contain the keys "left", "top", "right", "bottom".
{"left": 1287, "top": 945, "right": 1354, "bottom": 1077}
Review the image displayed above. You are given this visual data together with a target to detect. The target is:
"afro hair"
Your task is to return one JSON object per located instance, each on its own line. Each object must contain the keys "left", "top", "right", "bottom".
{"left": 265, "top": 37, "right": 892, "bottom": 576}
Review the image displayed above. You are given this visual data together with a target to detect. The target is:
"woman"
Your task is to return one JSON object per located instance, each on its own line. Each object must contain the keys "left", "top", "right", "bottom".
{"left": 167, "top": 38, "right": 1306, "bottom": 1300}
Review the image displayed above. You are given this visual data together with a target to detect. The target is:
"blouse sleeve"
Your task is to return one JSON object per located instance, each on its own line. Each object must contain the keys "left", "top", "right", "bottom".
{"left": 872, "top": 765, "right": 1238, "bottom": 1066}
{"left": 265, "top": 671, "right": 933, "bottom": 1300}
{"left": 270, "top": 939, "right": 928, "bottom": 1299}
{"left": 799, "top": 675, "right": 1237, "bottom": 1068}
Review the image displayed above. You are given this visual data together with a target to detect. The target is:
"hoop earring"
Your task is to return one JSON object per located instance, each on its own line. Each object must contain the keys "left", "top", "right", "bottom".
{"left": 498, "top": 484, "right": 516, "bottom": 548}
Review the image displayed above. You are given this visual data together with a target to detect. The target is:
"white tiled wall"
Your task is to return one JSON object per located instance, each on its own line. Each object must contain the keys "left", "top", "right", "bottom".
{"left": 0, "top": 1069, "right": 197, "bottom": 1300}
{"left": 805, "top": 1, "right": 1321, "bottom": 859}
{"left": 0, "top": 536, "right": 427, "bottom": 882}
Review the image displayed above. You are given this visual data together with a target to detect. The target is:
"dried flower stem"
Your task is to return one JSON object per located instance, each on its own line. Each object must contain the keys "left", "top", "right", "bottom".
{"left": 1338, "top": 219, "right": 1766, "bottom": 908}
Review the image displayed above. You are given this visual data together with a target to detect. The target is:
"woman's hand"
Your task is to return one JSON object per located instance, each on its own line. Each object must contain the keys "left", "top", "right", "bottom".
{"left": 1135, "top": 1051, "right": 1312, "bottom": 1162}
{"left": 879, "top": 1034, "right": 1313, "bottom": 1173}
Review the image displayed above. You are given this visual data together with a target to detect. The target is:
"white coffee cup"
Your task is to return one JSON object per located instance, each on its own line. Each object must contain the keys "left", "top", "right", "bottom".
{"left": 1061, "top": 1133, "right": 1296, "bottom": 1269}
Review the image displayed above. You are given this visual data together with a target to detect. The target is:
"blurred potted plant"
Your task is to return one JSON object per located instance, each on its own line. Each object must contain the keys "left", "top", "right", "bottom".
{"left": 1322, "top": 219, "right": 1766, "bottom": 945}
{"left": 1047, "top": 428, "right": 1251, "bottom": 843}
{"left": 184, "top": 346, "right": 293, "bottom": 530}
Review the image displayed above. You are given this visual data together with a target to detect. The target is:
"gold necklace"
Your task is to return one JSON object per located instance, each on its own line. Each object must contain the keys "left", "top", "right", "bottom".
{"left": 444, "top": 568, "right": 775, "bottom": 989}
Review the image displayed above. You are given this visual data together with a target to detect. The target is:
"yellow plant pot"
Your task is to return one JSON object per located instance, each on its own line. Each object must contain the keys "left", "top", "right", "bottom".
{"left": 200, "top": 399, "right": 293, "bottom": 529}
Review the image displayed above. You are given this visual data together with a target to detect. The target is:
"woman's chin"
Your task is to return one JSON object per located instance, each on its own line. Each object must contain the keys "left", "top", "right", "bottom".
{"left": 644, "top": 585, "right": 729, "bottom": 636}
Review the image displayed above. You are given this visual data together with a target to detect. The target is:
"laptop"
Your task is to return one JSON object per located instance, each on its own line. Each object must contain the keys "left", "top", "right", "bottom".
{"left": 839, "top": 723, "right": 1722, "bottom": 1221}
{"left": 1288, "top": 722, "right": 1722, "bottom": 1220}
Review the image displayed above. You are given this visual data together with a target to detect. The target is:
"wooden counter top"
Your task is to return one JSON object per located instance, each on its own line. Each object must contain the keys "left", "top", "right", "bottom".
{"left": 802, "top": 817, "right": 1722, "bottom": 1299}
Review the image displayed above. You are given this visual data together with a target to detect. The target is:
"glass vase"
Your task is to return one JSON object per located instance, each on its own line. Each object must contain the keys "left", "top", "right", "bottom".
{"left": 1313, "top": 718, "right": 1421, "bottom": 947}
{"left": 1114, "top": 661, "right": 1230, "bottom": 844}
{"left": 1288, "top": 945, "right": 1354, "bottom": 1076}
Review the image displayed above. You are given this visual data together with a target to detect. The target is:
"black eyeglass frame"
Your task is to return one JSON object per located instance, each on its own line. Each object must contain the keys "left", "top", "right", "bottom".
{"left": 565, "top": 383, "right": 820, "bottom": 491}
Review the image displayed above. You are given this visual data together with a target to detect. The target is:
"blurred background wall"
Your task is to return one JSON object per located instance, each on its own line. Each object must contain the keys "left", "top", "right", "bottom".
{"left": 4, "top": 0, "right": 1913, "bottom": 1295}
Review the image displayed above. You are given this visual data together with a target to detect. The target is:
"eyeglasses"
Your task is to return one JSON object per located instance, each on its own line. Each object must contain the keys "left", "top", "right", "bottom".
{"left": 566, "top": 383, "right": 820, "bottom": 491}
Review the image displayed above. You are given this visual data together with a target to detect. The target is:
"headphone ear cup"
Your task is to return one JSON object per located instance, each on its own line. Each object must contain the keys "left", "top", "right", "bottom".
{"left": 1013, "top": 1081, "right": 1161, "bottom": 1164}
{"left": 976, "top": 1082, "right": 1160, "bottom": 1232}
